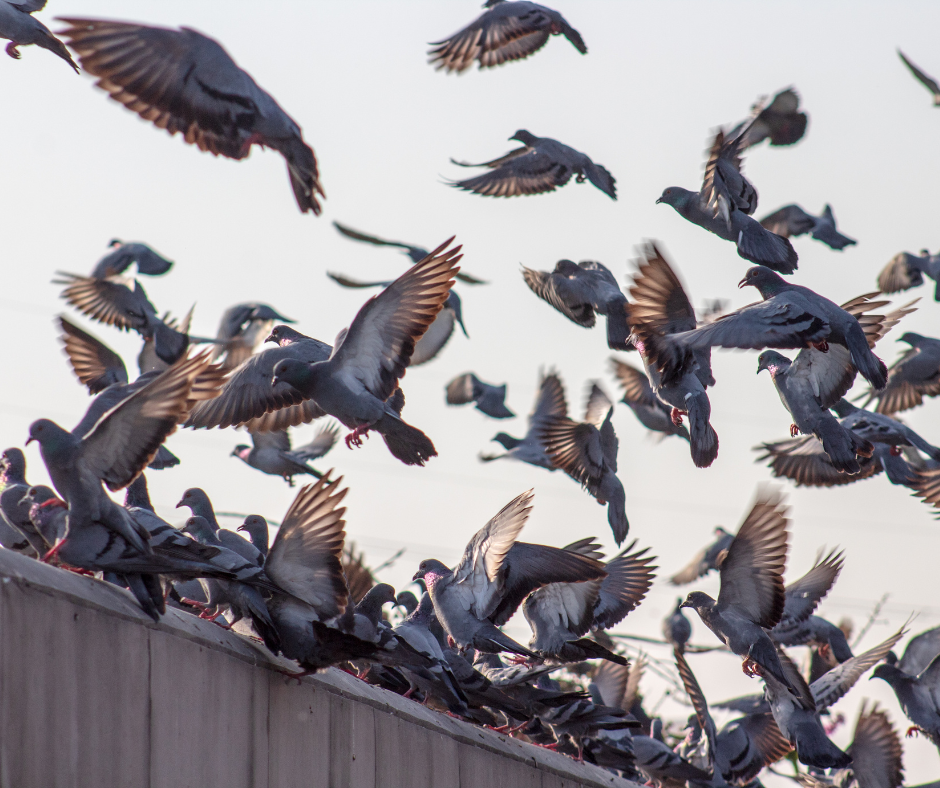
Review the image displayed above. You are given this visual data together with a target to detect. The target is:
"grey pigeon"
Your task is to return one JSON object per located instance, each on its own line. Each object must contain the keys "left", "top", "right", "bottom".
{"left": 271, "top": 240, "right": 462, "bottom": 466}
{"left": 59, "top": 18, "right": 324, "bottom": 214}
{"left": 774, "top": 615, "right": 855, "bottom": 663}
{"left": 680, "top": 487, "right": 816, "bottom": 708}
{"left": 236, "top": 515, "right": 269, "bottom": 558}
{"left": 657, "top": 129, "right": 798, "bottom": 272}
{"left": 663, "top": 598, "right": 692, "bottom": 654}
{"left": 412, "top": 489, "right": 606, "bottom": 657}
{"left": 445, "top": 373, "right": 514, "bottom": 419}
{"left": 480, "top": 369, "right": 565, "bottom": 468}
{"left": 877, "top": 249, "right": 940, "bottom": 300}
{"left": 899, "top": 50, "right": 940, "bottom": 106}
{"left": 523, "top": 539, "right": 656, "bottom": 662}
{"left": 428, "top": 1, "right": 585, "bottom": 72}
{"left": 231, "top": 422, "right": 339, "bottom": 486}
{"left": 213, "top": 303, "right": 295, "bottom": 371}
{"left": 27, "top": 352, "right": 218, "bottom": 556}
{"left": 176, "top": 487, "right": 263, "bottom": 566}
{"left": 732, "top": 87, "right": 809, "bottom": 148}
{"left": 669, "top": 526, "right": 734, "bottom": 585}
{"left": 333, "top": 221, "right": 487, "bottom": 284}
{"left": 0, "top": 447, "right": 45, "bottom": 554}
{"left": 832, "top": 399, "right": 940, "bottom": 461}
{"left": 523, "top": 260, "right": 629, "bottom": 349}
{"left": 859, "top": 332, "right": 940, "bottom": 415}
{"left": 91, "top": 239, "right": 174, "bottom": 278}
{"left": 626, "top": 243, "right": 719, "bottom": 468}
{"left": 538, "top": 381, "right": 629, "bottom": 544}
{"left": 760, "top": 204, "right": 856, "bottom": 251}
{"left": 608, "top": 357, "right": 690, "bottom": 442}
{"left": 23, "top": 485, "right": 68, "bottom": 550}
{"left": 889, "top": 625, "right": 940, "bottom": 677}
{"left": 0, "top": 0, "right": 77, "bottom": 70}
{"left": 873, "top": 653, "right": 940, "bottom": 750}
{"left": 451, "top": 130, "right": 615, "bottom": 199}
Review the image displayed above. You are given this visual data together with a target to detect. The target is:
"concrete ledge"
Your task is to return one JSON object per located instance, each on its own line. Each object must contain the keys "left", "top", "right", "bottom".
{"left": 0, "top": 550, "right": 637, "bottom": 788}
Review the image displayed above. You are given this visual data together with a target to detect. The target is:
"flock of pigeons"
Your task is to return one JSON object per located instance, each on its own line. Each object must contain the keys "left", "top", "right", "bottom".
{"left": 2, "top": 1, "right": 940, "bottom": 786}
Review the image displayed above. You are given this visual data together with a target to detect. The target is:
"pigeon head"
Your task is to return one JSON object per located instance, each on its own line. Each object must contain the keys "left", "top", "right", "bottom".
{"left": 757, "top": 350, "right": 792, "bottom": 378}
{"left": 231, "top": 445, "right": 252, "bottom": 460}
{"left": 714, "top": 526, "right": 730, "bottom": 538}
{"left": 265, "top": 325, "right": 306, "bottom": 346}
{"left": 656, "top": 187, "right": 694, "bottom": 208}
{"left": 108, "top": 238, "right": 123, "bottom": 248}
{"left": 395, "top": 590, "right": 419, "bottom": 615}
{"left": 492, "top": 432, "right": 522, "bottom": 450}
{"left": 20, "top": 485, "right": 58, "bottom": 508}
{"left": 554, "top": 259, "right": 582, "bottom": 276}
{"left": 898, "top": 332, "right": 925, "bottom": 346}
{"left": 26, "top": 419, "right": 73, "bottom": 453}
{"left": 509, "top": 129, "right": 537, "bottom": 146}
{"left": 357, "top": 583, "right": 397, "bottom": 622}
{"left": 176, "top": 487, "right": 214, "bottom": 519}
{"left": 884, "top": 650, "right": 899, "bottom": 667}
{"left": 679, "top": 591, "right": 714, "bottom": 611}
{"left": 272, "top": 358, "right": 316, "bottom": 390}
{"left": 445, "top": 291, "right": 469, "bottom": 338}
{"left": 0, "top": 447, "right": 26, "bottom": 484}
{"left": 180, "top": 515, "right": 219, "bottom": 545}
{"left": 870, "top": 663, "right": 905, "bottom": 685}
{"left": 413, "top": 559, "right": 451, "bottom": 587}
{"left": 237, "top": 515, "right": 268, "bottom": 550}
{"left": 737, "top": 266, "right": 788, "bottom": 298}
{"left": 483, "top": 0, "right": 506, "bottom": 7}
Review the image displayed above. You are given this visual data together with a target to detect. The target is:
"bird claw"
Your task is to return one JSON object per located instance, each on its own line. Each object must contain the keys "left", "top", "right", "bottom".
{"left": 810, "top": 340, "right": 830, "bottom": 353}
{"left": 238, "top": 131, "right": 265, "bottom": 157}
{"left": 670, "top": 407, "right": 686, "bottom": 427}
{"left": 575, "top": 173, "right": 586, "bottom": 183}
{"left": 741, "top": 657, "right": 762, "bottom": 678}
{"left": 890, "top": 445, "right": 903, "bottom": 456}
{"left": 789, "top": 423, "right": 801, "bottom": 437}
{"left": 906, "top": 725, "right": 923, "bottom": 739}
{"left": 345, "top": 427, "right": 369, "bottom": 449}
{"left": 5, "top": 43, "right": 21, "bottom": 60}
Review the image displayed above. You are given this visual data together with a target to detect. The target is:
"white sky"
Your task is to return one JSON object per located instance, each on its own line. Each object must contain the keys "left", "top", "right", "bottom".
{"left": 2, "top": 0, "right": 940, "bottom": 781}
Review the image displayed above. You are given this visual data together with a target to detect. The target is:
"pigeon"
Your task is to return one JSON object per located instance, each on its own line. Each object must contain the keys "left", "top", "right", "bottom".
{"left": 480, "top": 369, "right": 565, "bottom": 468}
{"left": 669, "top": 526, "right": 734, "bottom": 585}
{"left": 176, "top": 487, "right": 263, "bottom": 566}
{"left": 732, "top": 87, "right": 809, "bottom": 148}
{"left": 412, "top": 489, "right": 606, "bottom": 657}
{"left": 680, "top": 487, "right": 816, "bottom": 708}
{"left": 428, "top": 1, "right": 586, "bottom": 73}
{"left": 0, "top": 447, "right": 45, "bottom": 555}
{"left": 831, "top": 399, "right": 940, "bottom": 461}
{"left": 445, "top": 373, "right": 514, "bottom": 419}
{"left": 774, "top": 614, "right": 855, "bottom": 663}
{"left": 332, "top": 222, "right": 486, "bottom": 284}
{"left": 657, "top": 129, "right": 798, "bottom": 273}
{"left": 0, "top": 0, "right": 77, "bottom": 71}
{"left": 899, "top": 50, "right": 940, "bottom": 106}
{"left": 873, "top": 653, "right": 940, "bottom": 749}
{"left": 271, "top": 240, "right": 461, "bottom": 466}
{"left": 522, "top": 260, "right": 630, "bottom": 349}
{"left": 522, "top": 538, "right": 656, "bottom": 662}
{"left": 625, "top": 243, "right": 719, "bottom": 468}
{"left": 888, "top": 625, "right": 940, "bottom": 677}
{"left": 90, "top": 239, "right": 174, "bottom": 278}
{"left": 769, "top": 549, "right": 847, "bottom": 651}
{"left": 235, "top": 515, "right": 269, "bottom": 558}
{"left": 608, "top": 358, "right": 690, "bottom": 442}
{"left": 450, "top": 130, "right": 615, "bottom": 199}
{"left": 213, "top": 303, "right": 295, "bottom": 371}
{"left": 662, "top": 598, "right": 692, "bottom": 654}
{"left": 759, "top": 204, "right": 857, "bottom": 251}
{"left": 537, "top": 381, "right": 629, "bottom": 544}
{"left": 22, "top": 485, "right": 68, "bottom": 550}
{"left": 858, "top": 332, "right": 940, "bottom": 415}
{"left": 231, "top": 423, "right": 339, "bottom": 486}
{"left": 58, "top": 18, "right": 324, "bottom": 214}
{"left": 877, "top": 249, "right": 940, "bottom": 300}
{"left": 27, "top": 351, "right": 219, "bottom": 556}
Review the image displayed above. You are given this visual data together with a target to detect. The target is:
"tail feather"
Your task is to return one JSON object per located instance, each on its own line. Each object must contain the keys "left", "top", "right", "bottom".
{"left": 846, "top": 330, "right": 888, "bottom": 390}
{"left": 686, "top": 391, "right": 718, "bottom": 468}
{"left": 376, "top": 413, "right": 437, "bottom": 466}
{"left": 124, "top": 573, "right": 163, "bottom": 622}
{"left": 793, "top": 722, "right": 852, "bottom": 769}
{"left": 814, "top": 417, "right": 872, "bottom": 474}
{"left": 605, "top": 305, "right": 631, "bottom": 350}
{"left": 736, "top": 220, "right": 799, "bottom": 274}
{"left": 280, "top": 138, "right": 323, "bottom": 216}
{"left": 562, "top": 638, "right": 628, "bottom": 665}
{"left": 476, "top": 625, "right": 538, "bottom": 658}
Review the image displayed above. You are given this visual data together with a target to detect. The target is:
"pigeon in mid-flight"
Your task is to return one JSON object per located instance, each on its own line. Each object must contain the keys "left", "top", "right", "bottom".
{"left": 877, "top": 249, "right": 940, "bottom": 300}
{"left": 445, "top": 373, "right": 514, "bottom": 419}
{"left": 899, "top": 49, "right": 940, "bottom": 106}
{"left": 213, "top": 303, "right": 295, "bottom": 371}
{"left": 90, "top": 239, "right": 174, "bottom": 278}
{"left": 0, "top": 0, "right": 77, "bottom": 71}
{"left": 759, "top": 204, "right": 856, "bottom": 251}
{"left": 857, "top": 332, "right": 940, "bottom": 416}
{"left": 730, "top": 87, "right": 809, "bottom": 148}
{"left": 608, "top": 358, "right": 690, "bottom": 442}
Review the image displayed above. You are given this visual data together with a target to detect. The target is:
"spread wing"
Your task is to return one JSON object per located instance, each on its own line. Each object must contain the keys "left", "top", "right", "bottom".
{"left": 780, "top": 549, "right": 843, "bottom": 626}
{"left": 755, "top": 435, "right": 882, "bottom": 487}
{"left": 332, "top": 221, "right": 420, "bottom": 253}
{"left": 609, "top": 358, "right": 658, "bottom": 409}
{"left": 525, "top": 370, "right": 568, "bottom": 435}
{"left": 249, "top": 428, "right": 291, "bottom": 453}
{"left": 900, "top": 625, "right": 940, "bottom": 676}
{"left": 701, "top": 129, "right": 758, "bottom": 227}
{"left": 811, "top": 627, "right": 906, "bottom": 710}
{"left": 583, "top": 383, "right": 614, "bottom": 427}
{"left": 848, "top": 703, "right": 904, "bottom": 788}
{"left": 54, "top": 272, "right": 153, "bottom": 331}
{"left": 872, "top": 346, "right": 940, "bottom": 415}
{"left": 593, "top": 541, "right": 657, "bottom": 629}
{"left": 899, "top": 50, "right": 940, "bottom": 96}
{"left": 759, "top": 205, "right": 815, "bottom": 238}
{"left": 446, "top": 373, "right": 481, "bottom": 405}
{"left": 58, "top": 315, "right": 128, "bottom": 393}
{"left": 675, "top": 649, "right": 718, "bottom": 768}
{"left": 522, "top": 265, "right": 596, "bottom": 327}
{"left": 627, "top": 242, "right": 697, "bottom": 335}
{"left": 451, "top": 147, "right": 574, "bottom": 197}
{"left": 878, "top": 252, "right": 924, "bottom": 294}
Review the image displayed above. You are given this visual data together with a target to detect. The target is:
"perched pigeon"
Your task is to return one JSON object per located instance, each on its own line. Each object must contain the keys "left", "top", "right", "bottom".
{"left": 0, "top": 447, "right": 45, "bottom": 555}
{"left": 662, "top": 599, "right": 692, "bottom": 654}
{"left": 231, "top": 423, "right": 339, "bottom": 486}
{"left": 270, "top": 240, "right": 461, "bottom": 466}
{"left": 450, "top": 130, "right": 615, "bottom": 199}
{"left": 538, "top": 381, "right": 629, "bottom": 543}
{"left": 235, "top": 515, "right": 269, "bottom": 558}
{"left": 412, "top": 489, "right": 606, "bottom": 657}
{"left": 858, "top": 332, "right": 940, "bottom": 415}
{"left": 428, "top": 1, "right": 585, "bottom": 73}
{"left": 608, "top": 358, "right": 690, "bottom": 442}
{"left": 213, "top": 303, "right": 295, "bottom": 371}
{"left": 480, "top": 369, "right": 565, "bottom": 468}
{"left": 877, "top": 249, "right": 940, "bottom": 300}
{"left": 0, "top": 0, "right": 76, "bottom": 71}
{"left": 680, "top": 487, "right": 815, "bottom": 708}
{"left": 669, "top": 526, "right": 734, "bottom": 585}
{"left": 91, "top": 239, "right": 174, "bottom": 279}
{"left": 58, "top": 18, "right": 324, "bottom": 214}
{"left": 333, "top": 221, "right": 486, "bottom": 284}
{"left": 732, "top": 87, "right": 809, "bottom": 148}
{"left": 657, "top": 129, "right": 798, "bottom": 273}
{"left": 899, "top": 50, "right": 940, "bottom": 106}
{"left": 625, "top": 243, "right": 719, "bottom": 468}
{"left": 445, "top": 373, "right": 514, "bottom": 419}
{"left": 522, "top": 260, "right": 629, "bottom": 349}
{"left": 759, "top": 204, "right": 856, "bottom": 251}
{"left": 176, "top": 487, "right": 263, "bottom": 566}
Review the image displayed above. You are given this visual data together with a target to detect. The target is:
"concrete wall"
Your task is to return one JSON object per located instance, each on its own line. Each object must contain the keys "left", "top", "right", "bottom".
{"left": 0, "top": 550, "right": 638, "bottom": 788}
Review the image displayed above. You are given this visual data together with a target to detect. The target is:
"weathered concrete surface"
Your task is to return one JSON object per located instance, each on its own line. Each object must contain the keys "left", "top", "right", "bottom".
{"left": 0, "top": 550, "right": 638, "bottom": 788}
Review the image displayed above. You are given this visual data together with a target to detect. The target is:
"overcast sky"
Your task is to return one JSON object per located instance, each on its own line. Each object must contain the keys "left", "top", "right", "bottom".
{"left": 3, "top": 0, "right": 940, "bottom": 780}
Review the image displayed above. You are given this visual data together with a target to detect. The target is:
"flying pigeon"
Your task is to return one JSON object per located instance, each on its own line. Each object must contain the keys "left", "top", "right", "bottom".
{"left": 759, "top": 204, "right": 857, "bottom": 251}
{"left": 899, "top": 50, "right": 940, "bottom": 106}
{"left": 657, "top": 129, "right": 798, "bottom": 272}
{"left": 445, "top": 373, "right": 514, "bottom": 419}
{"left": 769, "top": 549, "right": 847, "bottom": 652}
{"left": 878, "top": 249, "right": 940, "bottom": 301}
{"left": 608, "top": 358, "right": 690, "bottom": 442}
{"left": 412, "top": 489, "right": 606, "bottom": 657}
{"left": 271, "top": 239, "right": 461, "bottom": 465}
{"left": 90, "top": 239, "right": 174, "bottom": 278}
{"left": 669, "top": 526, "right": 734, "bottom": 585}
{"left": 0, "top": 0, "right": 76, "bottom": 71}
{"left": 679, "top": 487, "right": 816, "bottom": 708}
{"left": 231, "top": 423, "right": 339, "bottom": 486}
{"left": 731, "top": 87, "right": 809, "bottom": 148}
{"left": 662, "top": 599, "right": 692, "bottom": 654}
{"left": 58, "top": 18, "right": 324, "bottom": 214}
{"left": 537, "top": 381, "right": 629, "bottom": 543}
{"left": 522, "top": 260, "right": 630, "bottom": 349}
{"left": 873, "top": 649, "right": 940, "bottom": 750}
{"left": 480, "top": 369, "right": 565, "bottom": 468}
{"left": 888, "top": 625, "right": 940, "bottom": 678}
{"left": 625, "top": 243, "right": 719, "bottom": 468}
{"left": 832, "top": 399, "right": 940, "bottom": 461}
{"left": 428, "top": 1, "right": 586, "bottom": 73}
{"left": 858, "top": 332, "right": 940, "bottom": 415}
{"left": 213, "top": 303, "right": 295, "bottom": 371}
{"left": 450, "top": 130, "right": 615, "bottom": 199}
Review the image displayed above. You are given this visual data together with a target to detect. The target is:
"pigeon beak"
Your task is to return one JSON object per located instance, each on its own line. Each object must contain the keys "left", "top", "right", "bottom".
{"left": 175, "top": 499, "right": 185, "bottom": 509}
{"left": 271, "top": 375, "right": 281, "bottom": 387}
{"left": 654, "top": 197, "right": 663, "bottom": 204}
{"left": 264, "top": 332, "right": 277, "bottom": 344}
{"left": 737, "top": 276, "right": 749, "bottom": 288}
{"left": 412, "top": 570, "right": 423, "bottom": 582}
{"left": 25, "top": 436, "right": 35, "bottom": 445}
{"left": 236, "top": 524, "right": 246, "bottom": 533}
